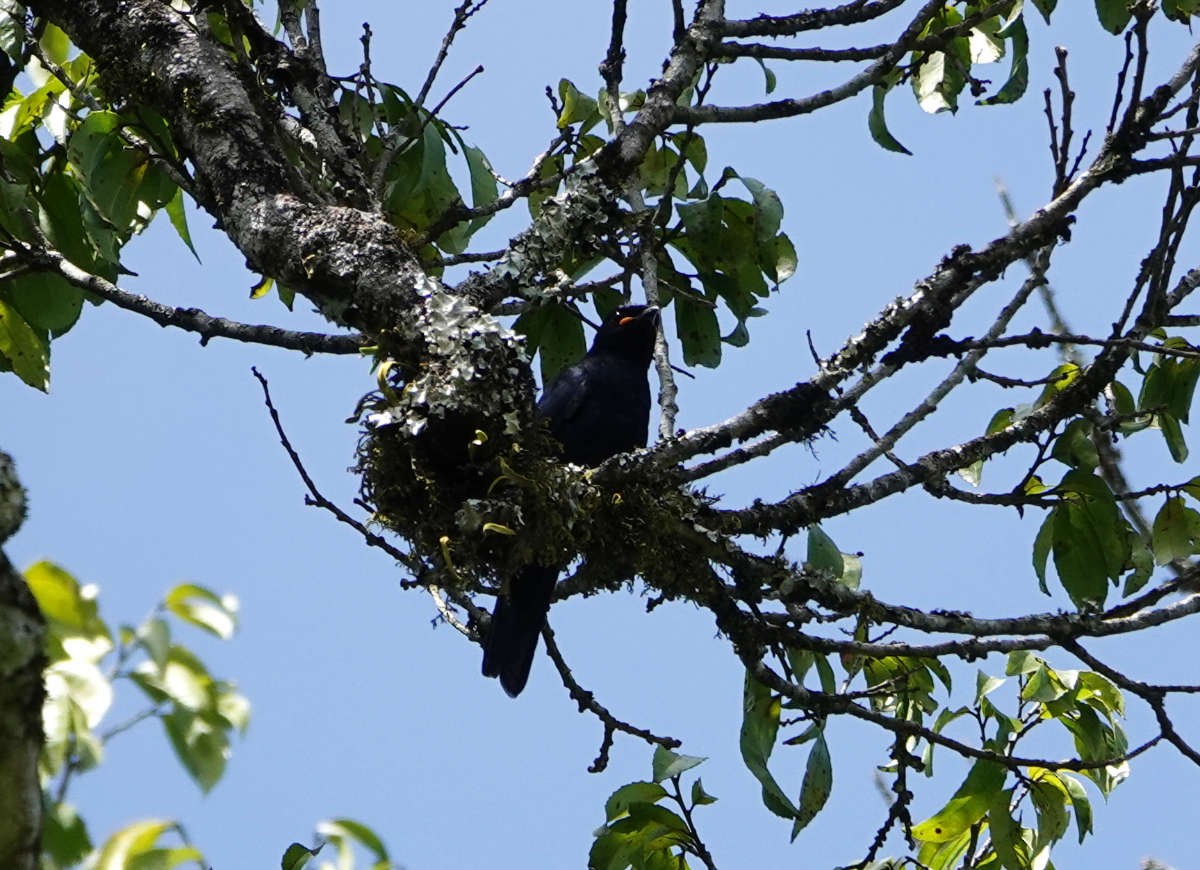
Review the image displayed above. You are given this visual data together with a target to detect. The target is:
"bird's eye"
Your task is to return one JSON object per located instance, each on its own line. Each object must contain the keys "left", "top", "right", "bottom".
{"left": 618, "top": 316, "right": 635, "bottom": 326}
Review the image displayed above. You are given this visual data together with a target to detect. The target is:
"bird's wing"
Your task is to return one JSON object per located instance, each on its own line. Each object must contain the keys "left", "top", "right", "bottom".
{"left": 536, "top": 360, "right": 590, "bottom": 427}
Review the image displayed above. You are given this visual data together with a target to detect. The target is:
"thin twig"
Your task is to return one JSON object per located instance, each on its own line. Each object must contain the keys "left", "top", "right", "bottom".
{"left": 541, "top": 623, "right": 680, "bottom": 773}
{"left": 250, "top": 367, "right": 424, "bottom": 589}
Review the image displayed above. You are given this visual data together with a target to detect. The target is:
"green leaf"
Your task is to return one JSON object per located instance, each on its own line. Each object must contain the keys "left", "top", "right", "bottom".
{"left": 132, "top": 643, "right": 214, "bottom": 710}
{"left": 1006, "top": 650, "right": 1042, "bottom": 677}
{"left": 1095, "top": 0, "right": 1133, "bottom": 33}
{"left": 968, "top": 407, "right": 1018, "bottom": 486}
{"left": 754, "top": 57, "right": 777, "bottom": 94}
{"left": 94, "top": 820, "right": 182, "bottom": 870}
{"left": 913, "top": 28, "right": 971, "bottom": 115}
{"left": 589, "top": 826, "right": 637, "bottom": 870}
{"left": 917, "top": 829, "right": 973, "bottom": 870}
{"left": 1051, "top": 499, "right": 1112, "bottom": 607}
{"left": 1159, "top": 410, "right": 1189, "bottom": 463}
{"left": 806, "top": 524, "right": 844, "bottom": 578}
{"left": 626, "top": 801, "right": 689, "bottom": 836}
{"left": 868, "top": 83, "right": 912, "bottom": 155}
{"left": 162, "top": 707, "right": 229, "bottom": 792}
{"left": 515, "top": 303, "right": 586, "bottom": 386}
{"left": 1060, "top": 705, "right": 1129, "bottom": 794}
{"left": 813, "top": 654, "right": 837, "bottom": 694}
{"left": 733, "top": 174, "right": 783, "bottom": 247}
{"left": 840, "top": 553, "right": 863, "bottom": 590}
{"left": 911, "top": 760, "right": 1006, "bottom": 843}
{"left": 38, "top": 170, "right": 114, "bottom": 278}
{"left": 215, "top": 685, "right": 252, "bottom": 734}
{"left": 165, "top": 186, "right": 199, "bottom": 260}
{"left": 1051, "top": 419, "right": 1100, "bottom": 470}
{"left": 1164, "top": 0, "right": 1200, "bottom": 21}
{"left": 975, "top": 671, "right": 1006, "bottom": 703}
{"left": 39, "top": 22, "right": 70, "bottom": 66}
{"left": 1030, "top": 770, "right": 1071, "bottom": 848}
{"left": 280, "top": 842, "right": 320, "bottom": 870}
{"left": 24, "top": 561, "right": 108, "bottom": 638}
{"left": 1021, "top": 663, "right": 1068, "bottom": 704}
{"left": 165, "top": 582, "right": 239, "bottom": 639}
{"left": 1078, "top": 670, "right": 1124, "bottom": 717}
{"left": 5, "top": 272, "right": 83, "bottom": 337}
{"left": 739, "top": 671, "right": 798, "bottom": 820}
{"left": 557, "top": 79, "right": 600, "bottom": 132}
{"left": 768, "top": 233, "right": 798, "bottom": 285}
{"left": 137, "top": 616, "right": 171, "bottom": 669}
{"left": 1050, "top": 471, "right": 1129, "bottom": 607}
{"left": 316, "top": 818, "right": 389, "bottom": 861}
{"left": 0, "top": 177, "right": 36, "bottom": 242}
{"left": 690, "top": 777, "right": 717, "bottom": 806}
{"left": 42, "top": 799, "right": 93, "bottom": 866}
{"left": 382, "top": 114, "right": 460, "bottom": 243}
{"left": 463, "top": 143, "right": 499, "bottom": 221}
{"left": 967, "top": 19, "right": 1004, "bottom": 64}
{"left": 45, "top": 658, "right": 113, "bottom": 730}
{"left": 0, "top": 296, "right": 48, "bottom": 389}
{"left": 640, "top": 144, "right": 677, "bottom": 198}
{"left": 673, "top": 131, "right": 707, "bottom": 174}
{"left": 527, "top": 153, "right": 564, "bottom": 217}
{"left": 67, "top": 111, "right": 175, "bottom": 233}
{"left": 651, "top": 746, "right": 706, "bottom": 782}
{"left": 674, "top": 298, "right": 720, "bottom": 367}
{"left": 1060, "top": 773, "right": 1094, "bottom": 843}
{"left": 1032, "top": 511, "right": 1053, "bottom": 595}
{"left": 277, "top": 282, "right": 296, "bottom": 310}
{"left": 0, "top": 1, "right": 26, "bottom": 61}
{"left": 986, "top": 788, "right": 1027, "bottom": 870}
{"left": 1123, "top": 530, "right": 1154, "bottom": 596}
{"left": 1151, "top": 495, "right": 1200, "bottom": 564}
{"left": 1032, "top": 0, "right": 1057, "bottom": 23}
{"left": 790, "top": 729, "right": 832, "bottom": 839}
{"left": 980, "top": 17, "right": 1029, "bottom": 105}
{"left": 606, "top": 781, "right": 669, "bottom": 821}
{"left": 1160, "top": 352, "right": 1200, "bottom": 421}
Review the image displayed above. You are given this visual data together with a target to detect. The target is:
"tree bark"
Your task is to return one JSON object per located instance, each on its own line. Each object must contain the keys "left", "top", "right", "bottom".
{"left": 0, "top": 454, "right": 44, "bottom": 870}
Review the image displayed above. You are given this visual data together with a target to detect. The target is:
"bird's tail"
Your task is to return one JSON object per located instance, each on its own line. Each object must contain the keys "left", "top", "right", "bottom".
{"left": 481, "top": 564, "right": 559, "bottom": 697}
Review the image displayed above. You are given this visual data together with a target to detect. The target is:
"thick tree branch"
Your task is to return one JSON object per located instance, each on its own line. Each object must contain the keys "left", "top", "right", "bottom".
{"left": 719, "top": 0, "right": 907, "bottom": 38}
{"left": 28, "top": 0, "right": 421, "bottom": 337}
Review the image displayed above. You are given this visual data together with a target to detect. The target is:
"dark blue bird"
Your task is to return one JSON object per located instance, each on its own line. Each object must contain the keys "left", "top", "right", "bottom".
{"left": 482, "top": 304, "right": 661, "bottom": 697}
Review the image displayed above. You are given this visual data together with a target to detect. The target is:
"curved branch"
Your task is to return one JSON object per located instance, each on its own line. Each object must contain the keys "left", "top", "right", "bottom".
{"left": 40, "top": 253, "right": 364, "bottom": 355}
{"left": 541, "top": 623, "right": 681, "bottom": 773}
{"left": 749, "top": 659, "right": 1159, "bottom": 773}
{"left": 676, "top": 0, "right": 944, "bottom": 125}
{"left": 1063, "top": 640, "right": 1200, "bottom": 767}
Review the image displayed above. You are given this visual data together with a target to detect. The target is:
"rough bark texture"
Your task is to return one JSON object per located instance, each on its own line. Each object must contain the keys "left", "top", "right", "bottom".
{"left": 27, "top": 0, "right": 421, "bottom": 336}
{"left": 0, "top": 455, "right": 43, "bottom": 870}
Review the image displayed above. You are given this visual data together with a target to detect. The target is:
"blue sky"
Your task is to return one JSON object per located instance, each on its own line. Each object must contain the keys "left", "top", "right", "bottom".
{"left": 4, "top": 2, "right": 1199, "bottom": 868}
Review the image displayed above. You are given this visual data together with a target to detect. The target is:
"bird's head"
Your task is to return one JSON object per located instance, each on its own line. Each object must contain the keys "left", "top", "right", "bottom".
{"left": 590, "top": 304, "right": 660, "bottom": 366}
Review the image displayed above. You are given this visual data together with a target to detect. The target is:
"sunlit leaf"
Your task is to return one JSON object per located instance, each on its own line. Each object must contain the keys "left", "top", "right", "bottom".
{"left": 165, "top": 582, "right": 239, "bottom": 640}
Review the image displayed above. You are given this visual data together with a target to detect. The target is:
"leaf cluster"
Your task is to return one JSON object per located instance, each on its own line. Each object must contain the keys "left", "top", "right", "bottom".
{"left": 29, "top": 560, "right": 244, "bottom": 869}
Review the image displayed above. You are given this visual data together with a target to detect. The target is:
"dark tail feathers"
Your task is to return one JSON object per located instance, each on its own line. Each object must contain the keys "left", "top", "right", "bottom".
{"left": 481, "top": 564, "right": 559, "bottom": 697}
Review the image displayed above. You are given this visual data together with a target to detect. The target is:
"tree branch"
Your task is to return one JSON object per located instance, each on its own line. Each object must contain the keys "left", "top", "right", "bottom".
{"left": 34, "top": 252, "right": 364, "bottom": 354}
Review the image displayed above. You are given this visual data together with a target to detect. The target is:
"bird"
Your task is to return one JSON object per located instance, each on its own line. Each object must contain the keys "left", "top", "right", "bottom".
{"left": 482, "top": 303, "right": 661, "bottom": 697}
